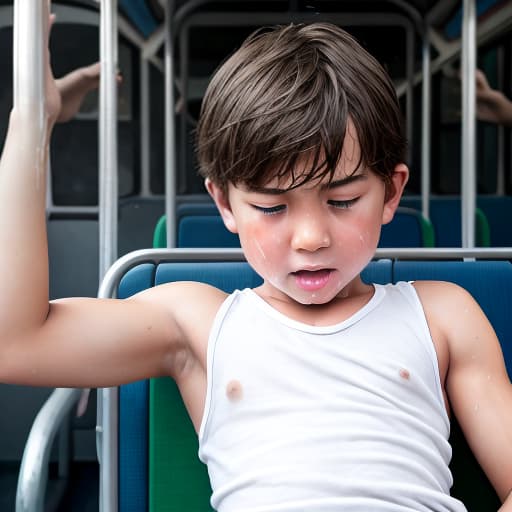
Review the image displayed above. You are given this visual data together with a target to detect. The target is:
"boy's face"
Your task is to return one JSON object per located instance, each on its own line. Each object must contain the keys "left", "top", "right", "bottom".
{"left": 208, "top": 125, "right": 408, "bottom": 306}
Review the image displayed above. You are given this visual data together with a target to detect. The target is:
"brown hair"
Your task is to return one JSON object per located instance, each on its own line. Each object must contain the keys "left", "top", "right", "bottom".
{"left": 196, "top": 22, "right": 407, "bottom": 192}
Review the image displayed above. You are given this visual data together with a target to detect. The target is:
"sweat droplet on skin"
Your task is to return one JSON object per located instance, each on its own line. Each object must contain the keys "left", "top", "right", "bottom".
{"left": 254, "top": 240, "right": 267, "bottom": 260}
{"left": 35, "top": 113, "right": 49, "bottom": 191}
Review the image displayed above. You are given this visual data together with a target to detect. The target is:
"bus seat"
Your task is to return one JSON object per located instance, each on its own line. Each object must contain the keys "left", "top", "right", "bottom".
{"left": 153, "top": 213, "right": 240, "bottom": 249}
{"left": 394, "top": 260, "right": 512, "bottom": 510}
{"left": 178, "top": 216, "right": 240, "bottom": 248}
{"left": 155, "top": 205, "right": 435, "bottom": 249}
{"left": 116, "top": 259, "right": 392, "bottom": 511}
{"left": 477, "top": 196, "right": 512, "bottom": 247}
{"left": 379, "top": 206, "right": 435, "bottom": 247}
{"left": 152, "top": 214, "right": 166, "bottom": 248}
{"left": 115, "top": 258, "right": 512, "bottom": 510}
{"left": 116, "top": 258, "right": 512, "bottom": 511}
{"left": 153, "top": 204, "right": 219, "bottom": 249}
{"left": 399, "top": 196, "right": 491, "bottom": 247}
{"left": 177, "top": 202, "right": 217, "bottom": 217}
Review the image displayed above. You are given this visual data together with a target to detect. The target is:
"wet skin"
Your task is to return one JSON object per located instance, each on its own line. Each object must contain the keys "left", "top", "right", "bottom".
{"left": 207, "top": 128, "right": 408, "bottom": 326}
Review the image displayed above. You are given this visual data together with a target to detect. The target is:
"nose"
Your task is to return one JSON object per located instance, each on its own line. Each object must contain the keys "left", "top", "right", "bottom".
{"left": 290, "top": 210, "right": 331, "bottom": 252}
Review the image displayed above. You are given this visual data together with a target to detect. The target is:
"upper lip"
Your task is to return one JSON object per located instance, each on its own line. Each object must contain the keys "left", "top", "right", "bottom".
{"left": 292, "top": 266, "right": 332, "bottom": 273}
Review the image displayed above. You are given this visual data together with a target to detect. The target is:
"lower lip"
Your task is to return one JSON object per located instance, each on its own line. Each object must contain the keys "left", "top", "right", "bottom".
{"left": 294, "top": 269, "right": 332, "bottom": 291}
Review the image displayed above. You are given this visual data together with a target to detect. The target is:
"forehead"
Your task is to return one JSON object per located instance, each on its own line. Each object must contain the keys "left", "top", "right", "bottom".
{"left": 263, "top": 123, "right": 363, "bottom": 190}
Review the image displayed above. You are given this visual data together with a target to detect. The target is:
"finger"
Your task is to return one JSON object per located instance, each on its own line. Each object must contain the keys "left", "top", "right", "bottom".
{"left": 475, "top": 69, "right": 490, "bottom": 90}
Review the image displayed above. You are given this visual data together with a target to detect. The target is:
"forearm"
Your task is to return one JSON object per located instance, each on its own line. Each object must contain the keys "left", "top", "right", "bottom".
{"left": 0, "top": 111, "right": 51, "bottom": 335}
{"left": 55, "top": 63, "right": 101, "bottom": 123}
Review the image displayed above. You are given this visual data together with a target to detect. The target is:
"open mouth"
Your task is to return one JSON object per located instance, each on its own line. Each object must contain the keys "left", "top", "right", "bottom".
{"left": 293, "top": 269, "right": 333, "bottom": 291}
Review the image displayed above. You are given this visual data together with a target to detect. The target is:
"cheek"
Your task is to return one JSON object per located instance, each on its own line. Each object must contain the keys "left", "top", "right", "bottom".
{"left": 239, "top": 222, "right": 284, "bottom": 270}
{"left": 333, "top": 213, "right": 381, "bottom": 251}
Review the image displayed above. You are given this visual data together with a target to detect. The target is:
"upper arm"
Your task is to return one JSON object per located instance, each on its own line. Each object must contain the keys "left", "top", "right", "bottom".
{"left": 0, "top": 281, "right": 222, "bottom": 389}
{"left": 419, "top": 281, "right": 512, "bottom": 501}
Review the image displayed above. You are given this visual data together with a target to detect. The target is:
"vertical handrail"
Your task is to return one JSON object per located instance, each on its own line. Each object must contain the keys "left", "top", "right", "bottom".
{"left": 12, "top": 0, "right": 46, "bottom": 126}
{"left": 165, "top": 0, "right": 177, "bottom": 248}
{"left": 405, "top": 24, "right": 415, "bottom": 165}
{"left": 461, "top": 0, "right": 477, "bottom": 248}
{"left": 140, "top": 55, "right": 151, "bottom": 197}
{"left": 421, "top": 22, "right": 431, "bottom": 221}
{"left": 99, "top": 0, "right": 119, "bottom": 276}
{"left": 13, "top": 3, "right": 47, "bottom": 510}
{"left": 98, "top": 1, "right": 119, "bottom": 511}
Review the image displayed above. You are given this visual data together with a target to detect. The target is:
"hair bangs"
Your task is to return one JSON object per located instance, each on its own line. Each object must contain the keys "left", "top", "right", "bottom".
{"left": 196, "top": 22, "right": 407, "bottom": 193}
{"left": 235, "top": 64, "right": 351, "bottom": 190}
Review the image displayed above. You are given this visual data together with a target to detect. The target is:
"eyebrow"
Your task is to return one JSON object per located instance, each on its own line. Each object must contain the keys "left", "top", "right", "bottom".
{"left": 248, "top": 173, "right": 368, "bottom": 195}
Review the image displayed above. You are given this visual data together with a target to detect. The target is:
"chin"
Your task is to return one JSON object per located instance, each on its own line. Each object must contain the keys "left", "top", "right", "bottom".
{"left": 293, "top": 289, "right": 337, "bottom": 306}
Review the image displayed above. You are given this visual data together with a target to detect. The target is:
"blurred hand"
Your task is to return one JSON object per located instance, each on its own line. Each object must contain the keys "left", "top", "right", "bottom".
{"left": 475, "top": 69, "right": 512, "bottom": 126}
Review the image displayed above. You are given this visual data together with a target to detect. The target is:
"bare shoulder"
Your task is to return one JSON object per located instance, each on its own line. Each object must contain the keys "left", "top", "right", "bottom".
{"left": 133, "top": 279, "right": 228, "bottom": 308}
{"left": 411, "top": 279, "right": 499, "bottom": 364}
{"left": 411, "top": 279, "right": 480, "bottom": 320}
{"left": 412, "top": 280, "right": 485, "bottom": 334}
{"left": 131, "top": 279, "right": 228, "bottom": 324}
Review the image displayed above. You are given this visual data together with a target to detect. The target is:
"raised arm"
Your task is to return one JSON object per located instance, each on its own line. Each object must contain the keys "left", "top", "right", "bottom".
{"left": 0, "top": 8, "right": 221, "bottom": 394}
{"left": 0, "top": 9, "right": 59, "bottom": 341}
{"left": 475, "top": 69, "right": 512, "bottom": 127}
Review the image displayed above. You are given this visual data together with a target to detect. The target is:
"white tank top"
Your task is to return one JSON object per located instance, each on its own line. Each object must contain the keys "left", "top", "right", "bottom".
{"left": 198, "top": 282, "right": 467, "bottom": 512}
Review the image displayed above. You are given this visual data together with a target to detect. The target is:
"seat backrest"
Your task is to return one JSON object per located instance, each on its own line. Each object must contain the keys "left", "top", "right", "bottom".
{"left": 379, "top": 206, "right": 435, "bottom": 247}
{"left": 153, "top": 203, "right": 218, "bottom": 248}
{"left": 399, "top": 196, "right": 491, "bottom": 247}
{"left": 156, "top": 205, "right": 436, "bottom": 250}
{"left": 117, "top": 259, "right": 512, "bottom": 511}
{"left": 477, "top": 195, "right": 512, "bottom": 247}
{"left": 178, "top": 216, "right": 240, "bottom": 248}
{"left": 153, "top": 209, "right": 240, "bottom": 249}
{"left": 117, "top": 260, "right": 392, "bottom": 511}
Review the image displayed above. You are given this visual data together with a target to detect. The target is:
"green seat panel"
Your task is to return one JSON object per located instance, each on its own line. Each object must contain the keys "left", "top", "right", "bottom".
{"left": 149, "top": 377, "right": 214, "bottom": 512}
{"left": 418, "top": 214, "right": 435, "bottom": 247}
{"left": 153, "top": 214, "right": 167, "bottom": 249}
{"left": 475, "top": 207, "right": 491, "bottom": 247}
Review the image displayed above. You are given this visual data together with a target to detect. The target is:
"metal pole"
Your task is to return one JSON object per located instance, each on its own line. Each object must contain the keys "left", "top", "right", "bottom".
{"left": 12, "top": 6, "right": 47, "bottom": 510}
{"left": 461, "top": 0, "right": 477, "bottom": 248}
{"left": 98, "top": 1, "right": 118, "bottom": 511}
{"left": 405, "top": 24, "right": 414, "bottom": 165}
{"left": 421, "top": 23, "right": 431, "bottom": 220}
{"left": 99, "top": 0, "right": 119, "bottom": 277}
{"left": 12, "top": 0, "right": 45, "bottom": 128}
{"left": 13, "top": 0, "right": 51, "bottom": 208}
{"left": 165, "top": 0, "right": 177, "bottom": 247}
{"left": 140, "top": 55, "right": 151, "bottom": 197}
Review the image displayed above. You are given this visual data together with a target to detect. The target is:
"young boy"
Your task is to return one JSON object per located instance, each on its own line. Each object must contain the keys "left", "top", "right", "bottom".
{"left": 1, "top": 15, "right": 511, "bottom": 512}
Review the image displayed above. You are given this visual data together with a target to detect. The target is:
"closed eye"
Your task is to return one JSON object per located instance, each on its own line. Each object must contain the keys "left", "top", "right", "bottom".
{"left": 328, "top": 198, "right": 359, "bottom": 209}
{"left": 252, "top": 204, "right": 286, "bottom": 215}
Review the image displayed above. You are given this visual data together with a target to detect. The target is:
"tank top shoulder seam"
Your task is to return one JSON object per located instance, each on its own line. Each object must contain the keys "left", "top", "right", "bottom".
{"left": 393, "top": 281, "right": 448, "bottom": 419}
{"left": 198, "top": 289, "right": 243, "bottom": 443}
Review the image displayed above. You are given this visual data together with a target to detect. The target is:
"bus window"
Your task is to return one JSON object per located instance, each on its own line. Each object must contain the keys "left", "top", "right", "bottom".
{"left": 49, "top": 22, "right": 137, "bottom": 206}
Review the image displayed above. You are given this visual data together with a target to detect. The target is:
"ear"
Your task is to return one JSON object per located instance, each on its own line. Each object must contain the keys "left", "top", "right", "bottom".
{"left": 205, "top": 178, "right": 238, "bottom": 233}
{"left": 382, "top": 164, "right": 409, "bottom": 225}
